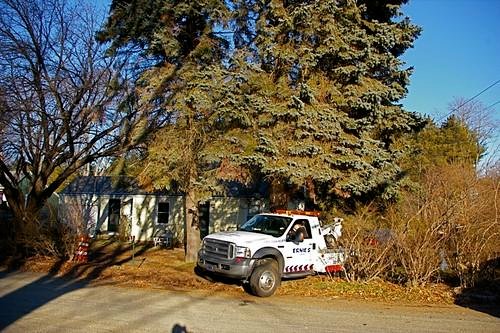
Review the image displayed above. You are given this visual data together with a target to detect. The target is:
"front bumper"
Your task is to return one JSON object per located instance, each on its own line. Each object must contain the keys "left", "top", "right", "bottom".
{"left": 197, "top": 250, "right": 255, "bottom": 280}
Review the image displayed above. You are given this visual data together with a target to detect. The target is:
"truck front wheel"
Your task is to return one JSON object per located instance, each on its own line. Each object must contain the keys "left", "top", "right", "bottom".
{"left": 249, "top": 259, "right": 280, "bottom": 297}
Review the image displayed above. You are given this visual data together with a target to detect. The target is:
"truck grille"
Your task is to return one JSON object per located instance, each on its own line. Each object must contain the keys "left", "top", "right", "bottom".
{"left": 203, "top": 238, "right": 233, "bottom": 260}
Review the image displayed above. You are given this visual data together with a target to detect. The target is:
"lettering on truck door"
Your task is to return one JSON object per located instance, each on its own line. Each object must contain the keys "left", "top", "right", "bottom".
{"left": 282, "top": 219, "right": 315, "bottom": 274}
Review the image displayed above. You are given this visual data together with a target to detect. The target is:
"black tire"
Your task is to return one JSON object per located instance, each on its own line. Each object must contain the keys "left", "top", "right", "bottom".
{"left": 242, "top": 282, "right": 254, "bottom": 295}
{"left": 194, "top": 265, "right": 215, "bottom": 282}
{"left": 194, "top": 265, "right": 204, "bottom": 277}
{"left": 249, "top": 259, "right": 280, "bottom": 297}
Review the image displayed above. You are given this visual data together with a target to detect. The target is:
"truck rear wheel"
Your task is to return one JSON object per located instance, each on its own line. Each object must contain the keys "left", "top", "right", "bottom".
{"left": 249, "top": 259, "right": 280, "bottom": 297}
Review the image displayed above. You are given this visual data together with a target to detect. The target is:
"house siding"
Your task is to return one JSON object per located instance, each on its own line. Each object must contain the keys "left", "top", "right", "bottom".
{"left": 209, "top": 197, "right": 268, "bottom": 233}
{"left": 130, "top": 194, "right": 185, "bottom": 242}
{"left": 60, "top": 193, "right": 185, "bottom": 243}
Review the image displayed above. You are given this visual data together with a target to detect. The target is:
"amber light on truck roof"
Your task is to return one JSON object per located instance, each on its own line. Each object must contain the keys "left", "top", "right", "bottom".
{"left": 273, "top": 209, "right": 321, "bottom": 217}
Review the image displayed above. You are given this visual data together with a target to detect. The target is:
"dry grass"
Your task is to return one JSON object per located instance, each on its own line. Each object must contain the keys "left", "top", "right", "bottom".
{"left": 13, "top": 238, "right": 456, "bottom": 305}
{"left": 278, "top": 276, "right": 454, "bottom": 304}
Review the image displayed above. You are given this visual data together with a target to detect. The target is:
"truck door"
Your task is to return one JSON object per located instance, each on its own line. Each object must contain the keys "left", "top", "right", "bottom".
{"left": 282, "top": 219, "right": 316, "bottom": 274}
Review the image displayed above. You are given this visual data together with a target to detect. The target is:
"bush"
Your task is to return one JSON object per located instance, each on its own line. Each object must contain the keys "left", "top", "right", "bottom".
{"left": 340, "top": 207, "right": 397, "bottom": 282}
{"left": 18, "top": 199, "right": 88, "bottom": 259}
{"left": 339, "top": 164, "right": 500, "bottom": 287}
{"left": 391, "top": 164, "right": 499, "bottom": 287}
{"left": 439, "top": 168, "right": 500, "bottom": 287}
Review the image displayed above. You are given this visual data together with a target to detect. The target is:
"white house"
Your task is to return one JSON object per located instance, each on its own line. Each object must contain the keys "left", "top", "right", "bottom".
{"left": 59, "top": 176, "right": 269, "bottom": 245}
{"left": 59, "top": 176, "right": 184, "bottom": 242}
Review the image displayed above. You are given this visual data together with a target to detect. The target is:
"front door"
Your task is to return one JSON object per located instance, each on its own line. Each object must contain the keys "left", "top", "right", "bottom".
{"left": 282, "top": 219, "right": 316, "bottom": 274}
{"left": 108, "top": 199, "right": 121, "bottom": 232}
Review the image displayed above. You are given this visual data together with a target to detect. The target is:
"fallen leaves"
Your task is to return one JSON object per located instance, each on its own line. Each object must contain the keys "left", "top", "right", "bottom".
{"left": 10, "top": 239, "right": 455, "bottom": 305}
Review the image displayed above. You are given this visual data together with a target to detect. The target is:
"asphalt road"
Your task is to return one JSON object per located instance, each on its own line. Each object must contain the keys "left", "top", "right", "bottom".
{"left": 0, "top": 270, "right": 498, "bottom": 333}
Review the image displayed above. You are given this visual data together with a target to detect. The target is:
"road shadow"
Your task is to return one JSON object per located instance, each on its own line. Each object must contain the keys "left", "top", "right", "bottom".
{"left": 453, "top": 279, "right": 500, "bottom": 318}
{"left": 0, "top": 269, "right": 86, "bottom": 330}
{"left": 0, "top": 239, "right": 154, "bottom": 330}
{"left": 445, "top": 256, "right": 500, "bottom": 318}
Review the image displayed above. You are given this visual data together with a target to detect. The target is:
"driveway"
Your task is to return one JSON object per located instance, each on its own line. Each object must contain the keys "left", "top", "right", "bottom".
{"left": 0, "top": 270, "right": 498, "bottom": 332}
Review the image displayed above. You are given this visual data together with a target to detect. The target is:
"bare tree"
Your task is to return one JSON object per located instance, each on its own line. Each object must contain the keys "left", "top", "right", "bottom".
{"left": 449, "top": 98, "right": 496, "bottom": 144}
{"left": 448, "top": 97, "right": 499, "bottom": 170}
{"left": 0, "top": 0, "right": 151, "bottom": 251}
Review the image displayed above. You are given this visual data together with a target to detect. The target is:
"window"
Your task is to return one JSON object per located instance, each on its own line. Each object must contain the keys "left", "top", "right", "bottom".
{"left": 239, "top": 214, "right": 292, "bottom": 237}
{"left": 293, "top": 219, "right": 312, "bottom": 239}
{"left": 157, "top": 202, "right": 169, "bottom": 224}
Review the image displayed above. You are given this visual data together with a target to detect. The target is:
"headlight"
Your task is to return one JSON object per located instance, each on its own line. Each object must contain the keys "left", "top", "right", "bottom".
{"left": 234, "top": 245, "right": 251, "bottom": 258}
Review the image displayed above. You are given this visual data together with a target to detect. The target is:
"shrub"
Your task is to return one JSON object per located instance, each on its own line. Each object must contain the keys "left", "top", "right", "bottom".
{"left": 339, "top": 164, "right": 500, "bottom": 287}
{"left": 340, "top": 207, "right": 397, "bottom": 282}
{"left": 19, "top": 198, "right": 89, "bottom": 259}
{"left": 391, "top": 164, "right": 499, "bottom": 287}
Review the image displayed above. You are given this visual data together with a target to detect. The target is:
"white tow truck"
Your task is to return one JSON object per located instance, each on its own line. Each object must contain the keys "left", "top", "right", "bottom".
{"left": 197, "top": 210, "right": 345, "bottom": 297}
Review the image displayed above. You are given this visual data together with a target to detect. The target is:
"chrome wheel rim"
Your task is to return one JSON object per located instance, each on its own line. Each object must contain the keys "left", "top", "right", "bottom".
{"left": 259, "top": 271, "right": 275, "bottom": 291}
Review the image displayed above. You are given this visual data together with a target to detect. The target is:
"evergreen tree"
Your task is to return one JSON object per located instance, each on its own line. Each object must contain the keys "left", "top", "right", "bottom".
{"left": 225, "top": 0, "right": 423, "bottom": 207}
{"left": 100, "top": 0, "right": 423, "bottom": 258}
{"left": 403, "top": 115, "right": 484, "bottom": 179}
{"left": 99, "top": 0, "right": 234, "bottom": 261}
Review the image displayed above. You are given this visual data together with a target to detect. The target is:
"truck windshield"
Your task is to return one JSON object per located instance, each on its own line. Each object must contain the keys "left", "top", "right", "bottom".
{"left": 239, "top": 215, "right": 292, "bottom": 237}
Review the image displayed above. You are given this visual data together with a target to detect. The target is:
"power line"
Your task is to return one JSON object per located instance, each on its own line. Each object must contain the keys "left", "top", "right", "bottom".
{"left": 438, "top": 78, "right": 500, "bottom": 122}
{"left": 452, "top": 79, "right": 500, "bottom": 111}
{"left": 485, "top": 99, "right": 500, "bottom": 111}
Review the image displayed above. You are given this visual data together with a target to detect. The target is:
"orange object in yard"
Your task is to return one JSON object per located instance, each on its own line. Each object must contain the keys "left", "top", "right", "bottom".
{"left": 73, "top": 235, "right": 90, "bottom": 262}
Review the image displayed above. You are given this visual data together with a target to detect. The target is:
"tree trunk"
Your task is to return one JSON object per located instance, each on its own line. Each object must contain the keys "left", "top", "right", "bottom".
{"left": 269, "top": 179, "right": 288, "bottom": 211}
{"left": 184, "top": 188, "right": 200, "bottom": 262}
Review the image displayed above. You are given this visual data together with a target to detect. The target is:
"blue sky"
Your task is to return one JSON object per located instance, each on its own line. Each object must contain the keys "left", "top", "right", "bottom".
{"left": 401, "top": 0, "right": 500, "bottom": 162}
{"left": 401, "top": 0, "right": 500, "bottom": 124}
